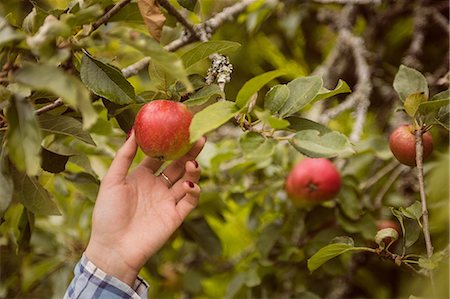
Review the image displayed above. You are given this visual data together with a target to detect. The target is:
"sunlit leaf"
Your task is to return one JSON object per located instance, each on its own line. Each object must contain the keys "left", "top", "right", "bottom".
{"left": 264, "top": 84, "right": 290, "bottom": 114}
{"left": 312, "top": 79, "right": 351, "bottom": 103}
{"left": 307, "top": 243, "right": 354, "bottom": 272}
{"left": 5, "top": 96, "right": 41, "bottom": 176}
{"left": 182, "top": 41, "right": 241, "bottom": 70}
{"left": 80, "top": 52, "right": 135, "bottom": 105}
{"left": 190, "top": 101, "right": 238, "bottom": 142}
{"left": 289, "top": 129, "right": 353, "bottom": 158}
{"left": 404, "top": 92, "right": 426, "bottom": 117}
{"left": 14, "top": 63, "right": 97, "bottom": 129}
{"left": 279, "top": 75, "right": 322, "bottom": 117}
{"left": 236, "top": 69, "right": 286, "bottom": 108}
{"left": 393, "top": 65, "right": 429, "bottom": 102}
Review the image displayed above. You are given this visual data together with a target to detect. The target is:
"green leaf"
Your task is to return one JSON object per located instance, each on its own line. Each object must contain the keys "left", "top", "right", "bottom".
{"left": 61, "top": 5, "right": 103, "bottom": 28}
{"left": 393, "top": 65, "right": 429, "bottom": 102}
{"left": 177, "top": 0, "right": 197, "bottom": 11}
{"left": 14, "top": 63, "right": 97, "bottom": 129}
{"left": 108, "top": 3, "right": 143, "bottom": 24}
{"left": 419, "top": 99, "right": 449, "bottom": 115}
{"left": 6, "top": 96, "right": 42, "bottom": 176}
{"left": 182, "top": 217, "right": 222, "bottom": 256}
{"left": 235, "top": 69, "right": 286, "bottom": 108}
{"left": 312, "top": 79, "right": 351, "bottom": 103}
{"left": 399, "top": 201, "right": 422, "bottom": 223}
{"left": 0, "top": 155, "right": 13, "bottom": 217}
{"left": 404, "top": 92, "right": 426, "bottom": 117}
{"left": 430, "top": 89, "right": 449, "bottom": 101}
{"left": 181, "top": 41, "right": 241, "bottom": 70}
{"left": 190, "top": 101, "right": 238, "bottom": 142}
{"left": 183, "top": 84, "right": 225, "bottom": 106}
{"left": 239, "top": 132, "right": 276, "bottom": 159}
{"left": 11, "top": 169, "right": 60, "bottom": 215}
{"left": 256, "top": 222, "right": 281, "bottom": 258}
{"left": 80, "top": 52, "right": 135, "bottom": 105}
{"left": 289, "top": 129, "right": 353, "bottom": 158}
{"left": 286, "top": 116, "right": 332, "bottom": 133}
{"left": 264, "top": 84, "right": 290, "bottom": 114}
{"left": 307, "top": 243, "right": 354, "bottom": 272}
{"left": 254, "top": 109, "right": 290, "bottom": 129}
{"left": 279, "top": 75, "right": 322, "bottom": 117}
{"left": 38, "top": 114, "right": 95, "bottom": 145}
{"left": 22, "top": 259, "right": 62, "bottom": 292}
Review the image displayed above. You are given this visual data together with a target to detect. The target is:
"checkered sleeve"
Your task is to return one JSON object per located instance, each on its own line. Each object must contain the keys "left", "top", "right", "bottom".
{"left": 64, "top": 254, "right": 149, "bottom": 299}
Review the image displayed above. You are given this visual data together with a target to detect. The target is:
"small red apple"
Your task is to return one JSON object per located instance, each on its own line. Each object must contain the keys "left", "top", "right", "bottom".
{"left": 285, "top": 158, "right": 341, "bottom": 206}
{"left": 389, "top": 124, "right": 433, "bottom": 166}
{"left": 377, "top": 219, "right": 400, "bottom": 233}
{"left": 134, "top": 100, "right": 193, "bottom": 160}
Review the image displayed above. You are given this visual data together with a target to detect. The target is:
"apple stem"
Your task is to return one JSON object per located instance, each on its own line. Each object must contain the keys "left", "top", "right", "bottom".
{"left": 414, "top": 128, "right": 435, "bottom": 293}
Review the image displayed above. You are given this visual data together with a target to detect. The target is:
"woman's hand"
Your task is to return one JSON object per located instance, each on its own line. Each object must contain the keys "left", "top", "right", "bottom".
{"left": 85, "top": 131, "right": 206, "bottom": 286}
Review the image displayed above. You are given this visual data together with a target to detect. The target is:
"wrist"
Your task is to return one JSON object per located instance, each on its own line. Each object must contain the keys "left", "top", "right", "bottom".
{"left": 85, "top": 241, "right": 139, "bottom": 287}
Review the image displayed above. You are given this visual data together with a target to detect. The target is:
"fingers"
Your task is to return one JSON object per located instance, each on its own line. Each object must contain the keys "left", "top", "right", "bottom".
{"left": 170, "top": 160, "right": 201, "bottom": 201}
{"left": 161, "top": 136, "right": 206, "bottom": 182}
{"left": 103, "top": 131, "right": 138, "bottom": 184}
{"left": 175, "top": 181, "right": 200, "bottom": 219}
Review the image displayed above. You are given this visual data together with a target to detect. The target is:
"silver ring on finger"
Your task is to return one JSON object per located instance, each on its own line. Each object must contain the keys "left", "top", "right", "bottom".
{"left": 159, "top": 171, "right": 173, "bottom": 187}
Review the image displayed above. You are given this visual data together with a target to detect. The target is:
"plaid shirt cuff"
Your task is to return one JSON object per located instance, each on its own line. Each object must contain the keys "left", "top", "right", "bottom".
{"left": 64, "top": 254, "right": 149, "bottom": 299}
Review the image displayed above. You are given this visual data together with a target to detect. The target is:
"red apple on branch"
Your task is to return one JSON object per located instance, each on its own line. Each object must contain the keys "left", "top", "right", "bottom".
{"left": 285, "top": 158, "right": 341, "bottom": 206}
{"left": 389, "top": 124, "right": 433, "bottom": 166}
{"left": 134, "top": 100, "right": 193, "bottom": 160}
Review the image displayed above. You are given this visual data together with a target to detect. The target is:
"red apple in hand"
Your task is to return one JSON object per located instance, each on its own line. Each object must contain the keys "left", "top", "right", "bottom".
{"left": 134, "top": 100, "right": 193, "bottom": 160}
{"left": 285, "top": 158, "right": 341, "bottom": 206}
{"left": 389, "top": 125, "right": 433, "bottom": 166}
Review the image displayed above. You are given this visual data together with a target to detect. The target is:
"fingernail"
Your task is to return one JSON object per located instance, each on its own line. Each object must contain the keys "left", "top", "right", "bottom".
{"left": 192, "top": 160, "right": 198, "bottom": 168}
{"left": 126, "top": 127, "right": 134, "bottom": 140}
{"left": 187, "top": 181, "right": 195, "bottom": 188}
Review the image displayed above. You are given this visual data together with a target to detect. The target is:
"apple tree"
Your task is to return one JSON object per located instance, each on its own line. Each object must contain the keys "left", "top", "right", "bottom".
{"left": 0, "top": 0, "right": 448, "bottom": 298}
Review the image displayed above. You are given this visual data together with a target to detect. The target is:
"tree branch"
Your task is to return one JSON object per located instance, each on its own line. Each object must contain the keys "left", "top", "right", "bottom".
{"left": 122, "top": 0, "right": 257, "bottom": 77}
{"left": 414, "top": 127, "right": 435, "bottom": 292}
{"left": 402, "top": 0, "right": 428, "bottom": 70}
{"left": 92, "top": 0, "right": 132, "bottom": 31}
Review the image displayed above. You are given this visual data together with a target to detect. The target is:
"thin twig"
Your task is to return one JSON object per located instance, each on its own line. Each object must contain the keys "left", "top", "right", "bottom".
{"left": 374, "top": 165, "right": 407, "bottom": 209}
{"left": 34, "top": 99, "right": 64, "bottom": 115}
{"left": 92, "top": 0, "right": 132, "bottom": 31}
{"left": 414, "top": 128, "right": 435, "bottom": 293}
{"left": 156, "top": 0, "right": 198, "bottom": 37}
{"left": 360, "top": 160, "right": 399, "bottom": 190}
